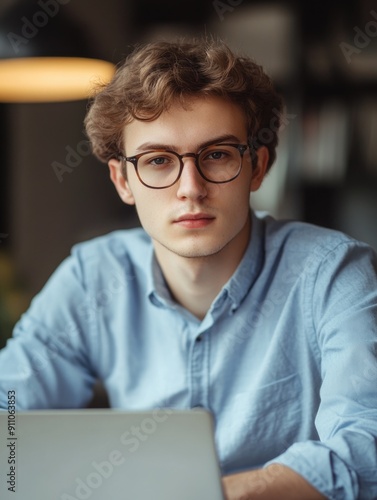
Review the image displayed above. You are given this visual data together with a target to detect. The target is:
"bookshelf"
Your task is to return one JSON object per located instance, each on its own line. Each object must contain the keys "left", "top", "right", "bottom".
{"left": 268, "top": 0, "right": 377, "bottom": 248}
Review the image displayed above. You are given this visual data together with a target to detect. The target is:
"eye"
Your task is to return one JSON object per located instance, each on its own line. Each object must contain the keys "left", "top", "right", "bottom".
{"left": 202, "top": 148, "right": 232, "bottom": 163}
{"left": 207, "top": 151, "right": 227, "bottom": 160}
{"left": 139, "top": 153, "right": 176, "bottom": 169}
{"left": 149, "top": 156, "right": 173, "bottom": 165}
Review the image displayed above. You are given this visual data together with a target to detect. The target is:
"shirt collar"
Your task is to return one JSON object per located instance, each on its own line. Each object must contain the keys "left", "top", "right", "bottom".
{"left": 222, "top": 210, "right": 265, "bottom": 313}
{"left": 147, "top": 244, "right": 171, "bottom": 308}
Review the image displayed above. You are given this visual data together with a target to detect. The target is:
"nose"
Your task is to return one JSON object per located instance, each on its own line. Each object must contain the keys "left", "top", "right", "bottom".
{"left": 176, "top": 156, "right": 207, "bottom": 200}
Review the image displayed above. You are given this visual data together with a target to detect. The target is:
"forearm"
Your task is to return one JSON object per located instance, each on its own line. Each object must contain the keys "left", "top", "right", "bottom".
{"left": 222, "top": 464, "right": 326, "bottom": 500}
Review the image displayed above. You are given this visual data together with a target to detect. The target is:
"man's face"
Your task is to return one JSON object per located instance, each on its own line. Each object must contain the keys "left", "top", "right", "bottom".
{"left": 108, "top": 95, "right": 268, "bottom": 261}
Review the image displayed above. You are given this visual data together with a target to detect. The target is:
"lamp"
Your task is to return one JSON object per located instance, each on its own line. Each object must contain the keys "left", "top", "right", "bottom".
{"left": 0, "top": 0, "right": 115, "bottom": 102}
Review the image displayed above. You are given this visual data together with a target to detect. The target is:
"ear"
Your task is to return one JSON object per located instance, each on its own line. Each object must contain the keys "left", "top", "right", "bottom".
{"left": 108, "top": 158, "right": 135, "bottom": 205}
{"left": 250, "top": 146, "right": 269, "bottom": 192}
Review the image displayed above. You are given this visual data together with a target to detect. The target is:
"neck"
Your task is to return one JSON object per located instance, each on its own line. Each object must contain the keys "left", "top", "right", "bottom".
{"left": 154, "top": 216, "right": 251, "bottom": 320}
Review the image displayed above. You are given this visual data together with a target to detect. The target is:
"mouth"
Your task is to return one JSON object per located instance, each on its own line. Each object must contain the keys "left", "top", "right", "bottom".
{"left": 173, "top": 213, "right": 215, "bottom": 228}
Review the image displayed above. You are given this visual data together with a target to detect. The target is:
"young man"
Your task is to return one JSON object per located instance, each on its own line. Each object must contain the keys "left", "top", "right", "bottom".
{"left": 1, "top": 38, "right": 377, "bottom": 499}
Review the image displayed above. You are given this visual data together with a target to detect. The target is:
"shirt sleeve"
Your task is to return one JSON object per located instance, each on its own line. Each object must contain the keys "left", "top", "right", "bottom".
{"left": 265, "top": 240, "right": 377, "bottom": 500}
{"left": 0, "top": 250, "right": 98, "bottom": 410}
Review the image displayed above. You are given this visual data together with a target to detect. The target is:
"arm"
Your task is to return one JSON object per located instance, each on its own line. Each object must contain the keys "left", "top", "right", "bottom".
{"left": 222, "top": 465, "right": 326, "bottom": 500}
{"left": 223, "top": 239, "right": 377, "bottom": 499}
{"left": 276, "top": 240, "right": 377, "bottom": 499}
{"left": 0, "top": 253, "right": 97, "bottom": 410}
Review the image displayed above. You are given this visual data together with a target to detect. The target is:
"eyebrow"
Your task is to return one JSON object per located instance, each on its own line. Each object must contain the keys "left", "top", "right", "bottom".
{"left": 134, "top": 134, "right": 244, "bottom": 153}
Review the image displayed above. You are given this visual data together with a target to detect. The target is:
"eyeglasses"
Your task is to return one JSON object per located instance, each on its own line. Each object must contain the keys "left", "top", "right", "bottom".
{"left": 119, "top": 143, "right": 250, "bottom": 189}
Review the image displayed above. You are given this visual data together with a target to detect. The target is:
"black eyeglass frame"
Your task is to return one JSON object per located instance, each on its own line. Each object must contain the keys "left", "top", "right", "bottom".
{"left": 118, "top": 143, "right": 251, "bottom": 189}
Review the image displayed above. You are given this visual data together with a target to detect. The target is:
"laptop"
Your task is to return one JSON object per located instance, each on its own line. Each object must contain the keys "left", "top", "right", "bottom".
{"left": 0, "top": 408, "right": 225, "bottom": 499}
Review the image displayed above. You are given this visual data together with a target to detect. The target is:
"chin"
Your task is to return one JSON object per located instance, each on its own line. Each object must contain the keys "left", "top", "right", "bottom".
{"left": 167, "top": 241, "right": 230, "bottom": 259}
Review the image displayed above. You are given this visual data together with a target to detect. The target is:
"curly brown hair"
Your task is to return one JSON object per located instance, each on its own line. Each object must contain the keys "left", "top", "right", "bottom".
{"left": 84, "top": 37, "right": 283, "bottom": 172}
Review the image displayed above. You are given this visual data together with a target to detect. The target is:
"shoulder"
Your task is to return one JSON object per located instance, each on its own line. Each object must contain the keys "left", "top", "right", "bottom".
{"left": 256, "top": 211, "right": 369, "bottom": 257}
{"left": 254, "top": 211, "right": 377, "bottom": 282}
{"left": 29, "top": 228, "right": 153, "bottom": 300}
{"left": 71, "top": 227, "right": 151, "bottom": 260}
{"left": 68, "top": 227, "right": 153, "bottom": 281}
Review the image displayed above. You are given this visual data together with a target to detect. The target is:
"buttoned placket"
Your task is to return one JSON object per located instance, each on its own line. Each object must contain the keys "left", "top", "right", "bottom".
{"left": 184, "top": 290, "right": 233, "bottom": 410}
{"left": 187, "top": 319, "right": 210, "bottom": 409}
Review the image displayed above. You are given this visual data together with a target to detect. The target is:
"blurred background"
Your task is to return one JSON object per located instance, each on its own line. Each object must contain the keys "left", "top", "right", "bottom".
{"left": 0, "top": 0, "right": 377, "bottom": 346}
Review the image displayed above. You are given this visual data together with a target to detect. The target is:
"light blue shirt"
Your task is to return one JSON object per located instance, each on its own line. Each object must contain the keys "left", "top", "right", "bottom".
{"left": 1, "top": 211, "right": 377, "bottom": 499}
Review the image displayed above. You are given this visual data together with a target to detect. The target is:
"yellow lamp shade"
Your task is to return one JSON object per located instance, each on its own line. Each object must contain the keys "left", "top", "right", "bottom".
{"left": 0, "top": 57, "right": 115, "bottom": 102}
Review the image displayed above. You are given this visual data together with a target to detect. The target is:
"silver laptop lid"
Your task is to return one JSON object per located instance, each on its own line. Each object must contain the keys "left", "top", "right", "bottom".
{"left": 0, "top": 408, "right": 225, "bottom": 500}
